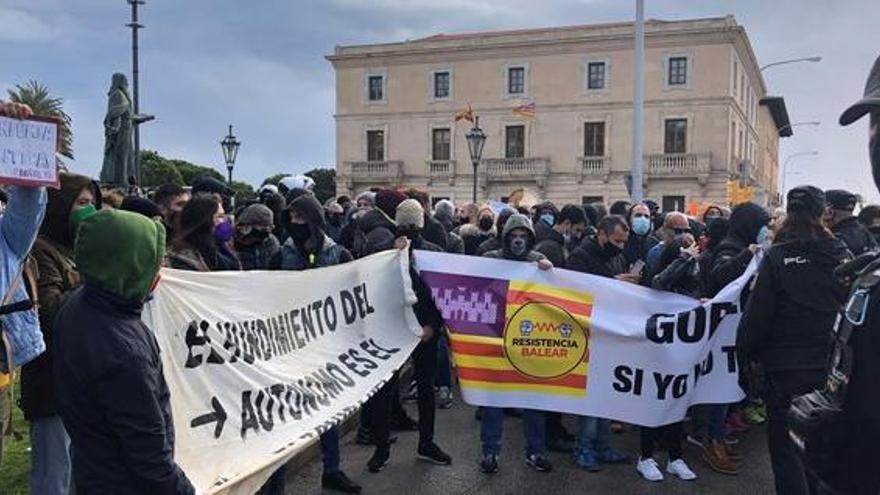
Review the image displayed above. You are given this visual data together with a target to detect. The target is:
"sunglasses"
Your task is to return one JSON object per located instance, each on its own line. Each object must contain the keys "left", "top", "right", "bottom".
{"left": 673, "top": 228, "right": 692, "bottom": 235}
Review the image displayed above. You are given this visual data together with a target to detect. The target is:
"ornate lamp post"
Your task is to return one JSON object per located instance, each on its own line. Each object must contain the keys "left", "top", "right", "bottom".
{"left": 220, "top": 124, "right": 241, "bottom": 186}
{"left": 465, "top": 117, "right": 487, "bottom": 204}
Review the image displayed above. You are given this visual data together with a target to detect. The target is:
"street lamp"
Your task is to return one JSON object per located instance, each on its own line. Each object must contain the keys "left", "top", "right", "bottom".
{"left": 760, "top": 56, "right": 822, "bottom": 72}
{"left": 220, "top": 124, "right": 241, "bottom": 186}
{"left": 777, "top": 121, "right": 821, "bottom": 134}
{"left": 781, "top": 151, "right": 819, "bottom": 201}
{"left": 465, "top": 116, "right": 487, "bottom": 204}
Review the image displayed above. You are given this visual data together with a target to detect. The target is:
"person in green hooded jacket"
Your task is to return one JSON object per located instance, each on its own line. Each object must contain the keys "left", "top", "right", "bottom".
{"left": 53, "top": 209, "right": 194, "bottom": 494}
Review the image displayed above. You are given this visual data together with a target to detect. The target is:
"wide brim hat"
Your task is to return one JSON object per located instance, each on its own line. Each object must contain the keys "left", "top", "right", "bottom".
{"left": 840, "top": 55, "right": 880, "bottom": 126}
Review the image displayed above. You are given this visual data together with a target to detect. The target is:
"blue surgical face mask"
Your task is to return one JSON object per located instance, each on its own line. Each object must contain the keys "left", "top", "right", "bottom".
{"left": 631, "top": 216, "right": 651, "bottom": 236}
{"left": 756, "top": 225, "right": 771, "bottom": 248}
{"left": 539, "top": 213, "right": 555, "bottom": 227}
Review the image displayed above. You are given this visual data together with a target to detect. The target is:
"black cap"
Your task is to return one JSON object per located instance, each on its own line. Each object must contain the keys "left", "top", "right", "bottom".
{"left": 191, "top": 176, "right": 232, "bottom": 197}
{"left": 840, "top": 55, "right": 880, "bottom": 126}
{"left": 787, "top": 186, "right": 826, "bottom": 217}
{"left": 825, "top": 189, "right": 858, "bottom": 211}
{"left": 120, "top": 196, "right": 163, "bottom": 219}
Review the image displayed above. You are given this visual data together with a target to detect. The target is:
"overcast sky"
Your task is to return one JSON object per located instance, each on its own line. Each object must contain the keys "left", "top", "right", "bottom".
{"left": 2, "top": 0, "right": 878, "bottom": 200}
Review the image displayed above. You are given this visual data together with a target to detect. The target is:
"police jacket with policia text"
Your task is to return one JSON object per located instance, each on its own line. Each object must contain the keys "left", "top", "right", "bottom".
{"left": 736, "top": 238, "right": 851, "bottom": 373}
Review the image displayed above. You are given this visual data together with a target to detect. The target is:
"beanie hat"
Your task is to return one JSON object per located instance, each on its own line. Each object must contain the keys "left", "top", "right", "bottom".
{"left": 788, "top": 186, "right": 826, "bottom": 217}
{"left": 396, "top": 199, "right": 425, "bottom": 229}
{"left": 120, "top": 196, "right": 163, "bottom": 219}
{"left": 375, "top": 189, "right": 408, "bottom": 218}
{"left": 824, "top": 189, "right": 857, "bottom": 211}
{"left": 355, "top": 191, "right": 376, "bottom": 207}
{"left": 237, "top": 203, "right": 274, "bottom": 227}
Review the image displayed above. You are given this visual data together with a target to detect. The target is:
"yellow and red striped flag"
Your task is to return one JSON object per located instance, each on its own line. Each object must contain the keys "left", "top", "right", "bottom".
{"left": 454, "top": 103, "right": 475, "bottom": 123}
{"left": 513, "top": 101, "right": 536, "bottom": 118}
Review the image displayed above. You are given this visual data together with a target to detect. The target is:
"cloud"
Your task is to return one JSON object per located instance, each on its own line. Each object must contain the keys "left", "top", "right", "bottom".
{"left": 0, "top": 8, "right": 58, "bottom": 42}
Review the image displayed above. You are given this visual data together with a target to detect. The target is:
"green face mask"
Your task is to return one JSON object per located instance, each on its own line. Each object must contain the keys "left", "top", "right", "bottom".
{"left": 70, "top": 204, "right": 98, "bottom": 240}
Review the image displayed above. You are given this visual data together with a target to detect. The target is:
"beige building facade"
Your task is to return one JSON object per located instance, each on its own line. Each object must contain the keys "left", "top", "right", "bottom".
{"left": 328, "top": 16, "right": 787, "bottom": 210}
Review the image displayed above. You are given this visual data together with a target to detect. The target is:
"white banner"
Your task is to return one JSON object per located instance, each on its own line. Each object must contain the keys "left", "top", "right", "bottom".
{"left": 143, "top": 250, "right": 421, "bottom": 494}
{"left": 415, "top": 251, "right": 754, "bottom": 428}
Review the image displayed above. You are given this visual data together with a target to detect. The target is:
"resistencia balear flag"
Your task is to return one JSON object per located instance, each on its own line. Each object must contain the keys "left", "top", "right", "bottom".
{"left": 415, "top": 251, "right": 751, "bottom": 428}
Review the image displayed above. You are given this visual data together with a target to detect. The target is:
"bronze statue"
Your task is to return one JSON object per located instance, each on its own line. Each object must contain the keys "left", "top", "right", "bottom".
{"left": 100, "top": 73, "right": 134, "bottom": 186}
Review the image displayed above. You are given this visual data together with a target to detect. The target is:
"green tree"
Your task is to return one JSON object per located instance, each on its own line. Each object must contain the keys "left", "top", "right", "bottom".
{"left": 174, "top": 160, "right": 225, "bottom": 185}
{"left": 139, "top": 150, "right": 185, "bottom": 187}
{"left": 305, "top": 168, "right": 336, "bottom": 203}
{"left": 230, "top": 181, "right": 255, "bottom": 206}
{"left": 7, "top": 80, "right": 73, "bottom": 158}
{"left": 261, "top": 173, "right": 287, "bottom": 187}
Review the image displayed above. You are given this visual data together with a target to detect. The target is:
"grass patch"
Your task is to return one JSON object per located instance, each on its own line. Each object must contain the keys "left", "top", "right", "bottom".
{"left": 0, "top": 374, "right": 30, "bottom": 495}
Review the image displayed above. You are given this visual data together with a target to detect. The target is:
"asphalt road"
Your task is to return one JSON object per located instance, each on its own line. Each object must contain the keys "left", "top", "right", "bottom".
{"left": 287, "top": 393, "right": 775, "bottom": 495}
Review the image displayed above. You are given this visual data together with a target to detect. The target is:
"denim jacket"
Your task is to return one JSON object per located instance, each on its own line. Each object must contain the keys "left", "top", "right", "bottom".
{"left": 0, "top": 186, "right": 47, "bottom": 370}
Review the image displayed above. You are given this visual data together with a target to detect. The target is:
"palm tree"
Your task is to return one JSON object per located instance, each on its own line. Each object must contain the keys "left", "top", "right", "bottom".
{"left": 7, "top": 81, "right": 73, "bottom": 159}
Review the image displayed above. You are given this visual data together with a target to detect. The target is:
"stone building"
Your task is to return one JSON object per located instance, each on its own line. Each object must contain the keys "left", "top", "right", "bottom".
{"left": 327, "top": 15, "right": 789, "bottom": 209}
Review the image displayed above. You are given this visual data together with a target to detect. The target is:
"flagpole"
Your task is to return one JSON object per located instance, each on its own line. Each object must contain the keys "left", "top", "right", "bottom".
{"left": 631, "top": 0, "right": 645, "bottom": 202}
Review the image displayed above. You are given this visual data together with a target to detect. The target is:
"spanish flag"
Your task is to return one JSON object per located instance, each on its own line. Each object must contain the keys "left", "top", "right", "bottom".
{"left": 513, "top": 101, "right": 536, "bottom": 118}
{"left": 454, "top": 103, "right": 475, "bottom": 123}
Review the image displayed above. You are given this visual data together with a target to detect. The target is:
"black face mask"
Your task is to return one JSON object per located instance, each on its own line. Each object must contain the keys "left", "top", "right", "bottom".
{"left": 288, "top": 223, "right": 311, "bottom": 243}
{"left": 601, "top": 241, "right": 622, "bottom": 258}
{"left": 328, "top": 214, "right": 343, "bottom": 227}
{"left": 871, "top": 113, "right": 880, "bottom": 195}
{"left": 250, "top": 229, "right": 270, "bottom": 241}
{"left": 479, "top": 217, "right": 494, "bottom": 231}
{"left": 397, "top": 228, "right": 420, "bottom": 241}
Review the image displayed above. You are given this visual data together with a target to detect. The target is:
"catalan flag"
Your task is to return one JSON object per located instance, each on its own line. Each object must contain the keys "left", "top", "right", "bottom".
{"left": 422, "top": 270, "right": 592, "bottom": 398}
{"left": 513, "top": 101, "right": 536, "bottom": 118}
{"left": 454, "top": 103, "right": 475, "bottom": 123}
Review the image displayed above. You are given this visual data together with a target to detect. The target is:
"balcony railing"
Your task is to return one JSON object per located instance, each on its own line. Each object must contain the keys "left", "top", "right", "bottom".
{"left": 427, "top": 160, "right": 455, "bottom": 185}
{"left": 481, "top": 157, "right": 549, "bottom": 180}
{"left": 578, "top": 156, "right": 610, "bottom": 183}
{"left": 646, "top": 153, "right": 711, "bottom": 177}
{"left": 345, "top": 160, "right": 403, "bottom": 182}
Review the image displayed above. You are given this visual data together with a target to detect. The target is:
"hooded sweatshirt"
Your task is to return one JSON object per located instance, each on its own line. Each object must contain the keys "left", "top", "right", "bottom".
{"left": 483, "top": 214, "right": 545, "bottom": 262}
{"left": 706, "top": 202, "right": 770, "bottom": 297}
{"left": 22, "top": 173, "right": 101, "bottom": 419}
{"left": 53, "top": 210, "right": 193, "bottom": 494}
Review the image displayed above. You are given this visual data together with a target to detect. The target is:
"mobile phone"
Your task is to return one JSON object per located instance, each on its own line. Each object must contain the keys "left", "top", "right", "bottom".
{"left": 629, "top": 259, "right": 645, "bottom": 275}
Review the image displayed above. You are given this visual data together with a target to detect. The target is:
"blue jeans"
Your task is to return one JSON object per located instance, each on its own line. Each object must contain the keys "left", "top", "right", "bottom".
{"left": 30, "top": 415, "right": 72, "bottom": 495}
{"left": 576, "top": 416, "right": 611, "bottom": 453}
{"left": 435, "top": 335, "right": 452, "bottom": 388}
{"left": 480, "top": 407, "right": 545, "bottom": 456}
{"left": 263, "top": 427, "right": 340, "bottom": 495}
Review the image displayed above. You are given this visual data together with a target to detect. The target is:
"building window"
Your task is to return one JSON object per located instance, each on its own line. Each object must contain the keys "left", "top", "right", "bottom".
{"left": 368, "top": 75, "right": 384, "bottom": 101}
{"left": 668, "top": 56, "right": 688, "bottom": 86}
{"left": 505, "top": 125, "right": 525, "bottom": 158}
{"left": 582, "top": 196, "right": 604, "bottom": 205}
{"left": 508, "top": 67, "right": 525, "bottom": 94}
{"left": 664, "top": 119, "right": 687, "bottom": 154}
{"left": 432, "top": 128, "right": 451, "bottom": 161}
{"left": 433, "top": 71, "right": 450, "bottom": 99}
{"left": 367, "top": 130, "right": 384, "bottom": 161}
{"left": 584, "top": 122, "right": 605, "bottom": 157}
{"left": 662, "top": 195, "right": 686, "bottom": 213}
{"left": 587, "top": 62, "right": 606, "bottom": 90}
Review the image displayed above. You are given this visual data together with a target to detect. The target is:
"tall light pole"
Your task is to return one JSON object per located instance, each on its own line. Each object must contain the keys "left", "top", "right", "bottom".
{"left": 777, "top": 120, "right": 821, "bottom": 135}
{"left": 465, "top": 117, "right": 487, "bottom": 204}
{"left": 630, "top": 0, "right": 645, "bottom": 202}
{"left": 760, "top": 56, "right": 822, "bottom": 72}
{"left": 220, "top": 125, "right": 241, "bottom": 186}
{"left": 781, "top": 151, "right": 819, "bottom": 201}
{"left": 127, "top": 0, "right": 144, "bottom": 185}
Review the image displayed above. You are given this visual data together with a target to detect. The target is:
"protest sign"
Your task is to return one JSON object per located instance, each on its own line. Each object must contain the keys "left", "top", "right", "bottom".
{"left": 0, "top": 115, "right": 59, "bottom": 187}
{"left": 415, "top": 252, "right": 753, "bottom": 427}
{"left": 143, "top": 250, "right": 421, "bottom": 494}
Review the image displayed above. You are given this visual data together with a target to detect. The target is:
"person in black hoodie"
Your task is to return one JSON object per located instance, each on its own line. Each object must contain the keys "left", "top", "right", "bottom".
{"left": 705, "top": 202, "right": 770, "bottom": 297}
{"left": 568, "top": 215, "right": 639, "bottom": 283}
{"left": 534, "top": 204, "right": 587, "bottom": 269}
{"left": 825, "top": 189, "right": 878, "bottom": 256}
{"left": 857, "top": 203, "right": 880, "bottom": 244}
{"left": 737, "top": 186, "right": 850, "bottom": 495}
{"left": 476, "top": 208, "right": 514, "bottom": 256}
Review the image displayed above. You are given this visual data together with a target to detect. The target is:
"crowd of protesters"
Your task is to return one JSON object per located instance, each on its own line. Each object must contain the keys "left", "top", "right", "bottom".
{"left": 2, "top": 52, "right": 880, "bottom": 495}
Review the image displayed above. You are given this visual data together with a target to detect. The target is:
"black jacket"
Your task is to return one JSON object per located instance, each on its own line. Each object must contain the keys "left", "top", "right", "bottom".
{"left": 356, "top": 209, "right": 397, "bottom": 257}
{"left": 567, "top": 240, "right": 628, "bottom": 278}
{"left": 652, "top": 254, "right": 701, "bottom": 297}
{"left": 846, "top": 262, "right": 880, "bottom": 426}
{"left": 737, "top": 238, "right": 850, "bottom": 373}
{"left": 409, "top": 237, "right": 444, "bottom": 332}
{"left": 706, "top": 203, "right": 770, "bottom": 297}
{"left": 477, "top": 236, "right": 501, "bottom": 256}
{"left": 623, "top": 233, "right": 659, "bottom": 267}
{"left": 422, "top": 214, "right": 448, "bottom": 252}
{"left": 54, "top": 285, "right": 194, "bottom": 495}
{"left": 832, "top": 216, "right": 878, "bottom": 257}
{"left": 534, "top": 227, "right": 567, "bottom": 268}
{"left": 459, "top": 224, "right": 494, "bottom": 256}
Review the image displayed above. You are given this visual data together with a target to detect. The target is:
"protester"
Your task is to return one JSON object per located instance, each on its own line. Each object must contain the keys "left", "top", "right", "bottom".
{"left": 265, "top": 195, "right": 361, "bottom": 494}
{"left": 461, "top": 205, "right": 496, "bottom": 255}
{"left": 455, "top": 202, "right": 478, "bottom": 229}
{"left": 234, "top": 203, "right": 281, "bottom": 270}
{"left": 152, "top": 184, "right": 190, "bottom": 243}
{"left": 383, "top": 199, "right": 453, "bottom": 468}
{"left": 703, "top": 205, "right": 724, "bottom": 224}
{"left": 23, "top": 172, "right": 101, "bottom": 494}
{"left": 737, "top": 186, "right": 850, "bottom": 495}
{"left": 856, "top": 203, "right": 880, "bottom": 243}
{"left": 644, "top": 212, "right": 690, "bottom": 281}
{"left": 167, "top": 194, "right": 239, "bottom": 271}
{"left": 622, "top": 202, "right": 658, "bottom": 270}
{"left": 324, "top": 200, "right": 345, "bottom": 243}
{"left": 433, "top": 199, "right": 464, "bottom": 254}
{"left": 705, "top": 202, "right": 769, "bottom": 297}
{"left": 405, "top": 189, "right": 447, "bottom": 251}
{"left": 609, "top": 200, "right": 631, "bottom": 217}
{"left": 121, "top": 195, "right": 163, "bottom": 220}
{"left": 534, "top": 204, "right": 587, "bottom": 268}
{"left": 191, "top": 176, "right": 234, "bottom": 213}
{"left": 825, "top": 189, "right": 878, "bottom": 255}
{"left": 53, "top": 209, "right": 194, "bottom": 494}
{"left": 480, "top": 214, "right": 553, "bottom": 474}
{"left": 565, "top": 215, "right": 634, "bottom": 471}
{"left": 476, "top": 208, "right": 514, "bottom": 256}
{"left": 101, "top": 188, "right": 124, "bottom": 209}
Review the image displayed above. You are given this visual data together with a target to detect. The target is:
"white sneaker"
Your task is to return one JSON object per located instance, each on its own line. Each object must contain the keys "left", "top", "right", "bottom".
{"left": 636, "top": 457, "right": 664, "bottom": 482}
{"left": 666, "top": 458, "right": 697, "bottom": 481}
